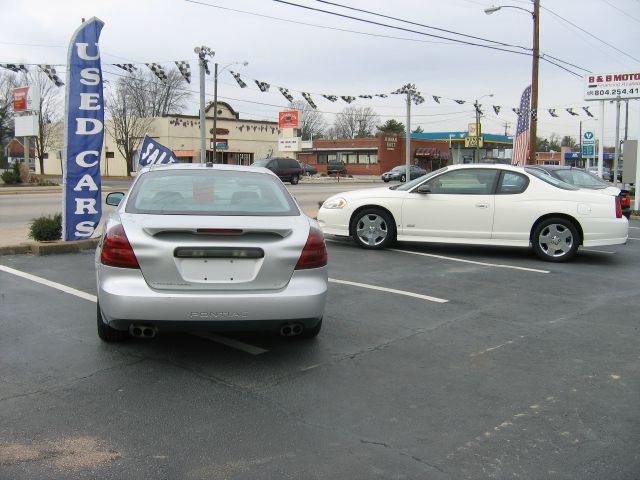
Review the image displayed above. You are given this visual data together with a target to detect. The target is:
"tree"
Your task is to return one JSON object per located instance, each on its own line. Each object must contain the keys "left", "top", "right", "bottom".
{"left": 124, "top": 69, "right": 190, "bottom": 117}
{"left": 288, "top": 100, "right": 326, "bottom": 140}
{"left": 106, "top": 76, "right": 152, "bottom": 177}
{"left": 0, "top": 70, "right": 16, "bottom": 166}
{"left": 535, "top": 136, "right": 549, "bottom": 152}
{"left": 412, "top": 125, "right": 424, "bottom": 134}
{"left": 26, "top": 70, "right": 63, "bottom": 175}
{"left": 332, "top": 106, "right": 379, "bottom": 139}
{"left": 561, "top": 135, "right": 577, "bottom": 149}
{"left": 377, "top": 119, "right": 405, "bottom": 135}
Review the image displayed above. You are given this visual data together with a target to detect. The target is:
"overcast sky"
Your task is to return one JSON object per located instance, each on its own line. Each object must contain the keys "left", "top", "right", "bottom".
{"left": 1, "top": 0, "right": 639, "bottom": 146}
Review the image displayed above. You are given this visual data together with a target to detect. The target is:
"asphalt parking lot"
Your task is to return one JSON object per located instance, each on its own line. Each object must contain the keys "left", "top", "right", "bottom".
{"left": 1, "top": 220, "right": 639, "bottom": 479}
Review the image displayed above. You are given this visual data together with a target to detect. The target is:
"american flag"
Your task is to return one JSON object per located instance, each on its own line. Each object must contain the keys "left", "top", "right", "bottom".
{"left": 512, "top": 85, "right": 531, "bottom": 166}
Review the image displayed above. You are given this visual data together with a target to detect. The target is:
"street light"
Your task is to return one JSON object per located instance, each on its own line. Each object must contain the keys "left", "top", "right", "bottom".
{"left": 484, "top": 2, "right": 539, "bottom": 165}
{"left": 473, "top": 93, "right": 494, "bottom": 162}
{"left": 392, "top": 83, "right": 425, "bottom": 182}
{"left": 194, "top": 45, "right": 215, "bottom": 163}
{"left": 211, "top": 61, "right": 248, "bottom": 163}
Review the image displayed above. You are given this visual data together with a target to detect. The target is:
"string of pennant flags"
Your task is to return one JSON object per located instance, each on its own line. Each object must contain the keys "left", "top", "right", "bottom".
{"left": 0, "top": 60, "right": 597, "bottom": 119}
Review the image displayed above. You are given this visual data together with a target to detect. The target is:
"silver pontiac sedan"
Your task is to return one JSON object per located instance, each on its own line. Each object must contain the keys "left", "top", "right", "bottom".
{"left": 95, "top": 163, "right": 327, "bottom": 342}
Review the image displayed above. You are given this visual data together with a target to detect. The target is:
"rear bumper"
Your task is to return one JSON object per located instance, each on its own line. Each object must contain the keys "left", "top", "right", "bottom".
{"left": 97, "top": 265, "right": 327, "bottom": 329}
{"left": 582, "top": 217, "right": 629, "bottom": 247}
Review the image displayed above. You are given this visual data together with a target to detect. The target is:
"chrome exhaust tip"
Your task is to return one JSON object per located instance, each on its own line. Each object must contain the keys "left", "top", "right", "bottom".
{"left": 279, "top": 323, "right": 303, "bottom": 337}
{"left": 129, "top": 324, "right": 157, "bottom": 339}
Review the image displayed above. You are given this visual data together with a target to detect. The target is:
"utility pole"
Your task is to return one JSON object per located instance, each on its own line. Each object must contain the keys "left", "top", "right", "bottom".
{"left": 474, "top": 100, "right": 481, "bottom": 163}
{"left": 503, "top": 121, "right": 511, "bottom": 137}
{"left": 194, "top": 46, "right": 214, "bottom": 163}
{"left": 212, "top": 63, "right": 218, "bottom": 163}
{"left": 579, "top": 120, "right": 582, "bottom": 168}
{"left": 528, "top": 0, "right": 540, "bottom": 166}
{"left": 406, "top": 91, "right": 411, "bottom": 182}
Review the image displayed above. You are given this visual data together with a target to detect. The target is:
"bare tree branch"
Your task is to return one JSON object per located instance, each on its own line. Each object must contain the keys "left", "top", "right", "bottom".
{"left": 106, "top": 77, "right": 152, "bottom": 176}
{"left": 0, "top": 70, "right": 17, "bottom": 165}
{"left": 332, "top": 106, "right": 379, "bottom": 139}
{"left": 288, "top": 100, "right": 326, "bottom": 140}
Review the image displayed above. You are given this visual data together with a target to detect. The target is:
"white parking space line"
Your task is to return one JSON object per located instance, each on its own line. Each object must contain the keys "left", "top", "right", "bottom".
{"left": 329, "top": 278, "right": 448, "bottom": 303}
{"left": 190, "top": 332, "right": 268, "bottom": 355}
{"left": 387, "top": 248, "right": 550, "bottom": 274}
{"left": 0, "top": 264, "right": 268, "bottom": 355}
{"left": 0, "top": 264, "right": 97, "bottom": 302}
{"left": 581, "top": 249, "right": 616, "bottom": 254}
{"left": 629, "top": 237, "right": 640, "bottom": 241}
{"left": 629, "top": 226, "right": 640, "bottom": 230}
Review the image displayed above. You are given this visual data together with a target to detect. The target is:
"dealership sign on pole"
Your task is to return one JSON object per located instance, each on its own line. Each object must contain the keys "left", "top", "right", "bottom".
{"left": 13, "top": 86, "right": 40, "bottom": 112}
{"left": 62, "top": 17, "right": 105, "bottom": 241}
{"left": 584, "top": 71, "right": 640, "bottom": 101}
{"left": 278, "top": 111, "right": 299, "bottom": 129}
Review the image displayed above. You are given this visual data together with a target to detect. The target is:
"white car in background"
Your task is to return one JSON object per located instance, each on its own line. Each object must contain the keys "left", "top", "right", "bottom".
{"left": 318, "top": 164, "right": 628, "bottom": 262}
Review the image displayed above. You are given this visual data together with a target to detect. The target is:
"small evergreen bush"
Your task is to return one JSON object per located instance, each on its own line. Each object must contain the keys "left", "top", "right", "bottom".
{"left": 28, "top": 213, "right": 62, "bottom": 241}
{"left": 1, "top": 163, "right": 22, "bottom": 184}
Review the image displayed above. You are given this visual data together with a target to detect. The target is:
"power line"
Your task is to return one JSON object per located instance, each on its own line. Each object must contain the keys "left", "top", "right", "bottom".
{"left": 313, "top": 0, "right": 530, "bottom": 51}
{"left": 600, "top": 0, "right": 640, "bottom": 24}
{"left": 541, "top": 5, "right": 640, "bottom": 63}
{"left": 272, "top": 0, "right": 533, "bottom": 57}
{"left": 272, "top": 0, "right": 587, "bottom": 77}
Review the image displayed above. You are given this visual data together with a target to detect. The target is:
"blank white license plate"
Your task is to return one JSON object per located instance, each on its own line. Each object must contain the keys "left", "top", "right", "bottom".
{"left": 178, "top": 258, "right": 259, "bottom": 283}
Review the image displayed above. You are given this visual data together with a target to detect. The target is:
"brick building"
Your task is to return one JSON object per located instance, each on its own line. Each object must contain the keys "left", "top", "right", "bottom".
{"left": 296, "top": 133, "right": 449, "bottom": 176}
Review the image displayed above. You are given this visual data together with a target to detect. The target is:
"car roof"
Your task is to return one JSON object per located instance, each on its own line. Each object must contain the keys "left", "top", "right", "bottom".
{"left": 527, "top": 165, "right": 572, "bottom": 171}
{"left": 138, "top": 162, "right": 276, "bottom": 177}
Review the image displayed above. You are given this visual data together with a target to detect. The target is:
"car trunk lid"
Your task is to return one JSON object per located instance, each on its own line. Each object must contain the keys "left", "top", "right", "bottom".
{"left": 120, "top": 213, "right": 310, "bottom": 291}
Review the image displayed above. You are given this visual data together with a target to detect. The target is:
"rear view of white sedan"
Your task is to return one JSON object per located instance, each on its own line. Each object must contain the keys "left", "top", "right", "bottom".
{"left": 318, "top": 164, "right": 628, "bottom": 262}
{"left": 95, "top": 164, "right": 327, "bottom": 342}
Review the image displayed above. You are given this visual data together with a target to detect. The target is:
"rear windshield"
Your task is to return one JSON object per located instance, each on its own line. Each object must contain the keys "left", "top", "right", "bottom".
{"left": 251, "top": 159, "right": 270, "bottom": 168}
{"left": 526, "top": 168, "right": 579, "bottom": 190}
{"left": 125, "top": 169, "right": 300, "bottom": 216}
{"left": 555, "top": 169, "right": 607, "bottom": 189}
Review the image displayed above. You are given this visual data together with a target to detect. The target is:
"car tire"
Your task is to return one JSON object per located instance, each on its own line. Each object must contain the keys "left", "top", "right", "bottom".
{"left": 290, "top": 174, "right": 299, "bottom": 185}
{"left": 400, "top": 174, "right": 406, "bottom": 182}
{"left": 351, "top": 208, "right": 396, "bottom": 250}
{"left": 383, "top": 178, "right": 389, "bottom": 183}
{"left": 300, "top": 318, "right": 322, "bottom": 339}
{"left": 97, "top": 303, "right": 128, "bottom": 342}
{"left": 532, "top": 217, "right": 580, "bottom": 262}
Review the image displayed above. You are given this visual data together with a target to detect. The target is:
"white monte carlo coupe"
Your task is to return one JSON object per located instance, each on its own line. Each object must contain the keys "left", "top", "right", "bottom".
{"left": 317, "top": 164, "right": 628, "bottom": 262}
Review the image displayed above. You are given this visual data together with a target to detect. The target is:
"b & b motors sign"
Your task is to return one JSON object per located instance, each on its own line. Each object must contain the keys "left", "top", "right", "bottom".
{"left": 584, "top": 71, "right": 640, "bottom": 101}
{"left": 278, "top": 111, "right": 299, "bottom": 129}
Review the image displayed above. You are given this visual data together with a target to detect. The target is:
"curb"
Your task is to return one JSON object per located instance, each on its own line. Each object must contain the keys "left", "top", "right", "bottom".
{"left": 0, "top": 238, "right": 99, "bottom": 256}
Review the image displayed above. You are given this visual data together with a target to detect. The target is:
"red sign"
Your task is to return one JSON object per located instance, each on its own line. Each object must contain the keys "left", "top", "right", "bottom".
{"left": 13, "top": 87, "right": 29, "bottom": 112}
{"left": 279, "top": 111, "right": 299, "bottom": 129}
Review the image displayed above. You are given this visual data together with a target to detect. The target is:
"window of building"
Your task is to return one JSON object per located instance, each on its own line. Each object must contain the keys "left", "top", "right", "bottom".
{"left": 106, "top": 152, "right": 115, "bottom": 159}
{"left": 543, "top": 160, "right": 559, "bottom": 165}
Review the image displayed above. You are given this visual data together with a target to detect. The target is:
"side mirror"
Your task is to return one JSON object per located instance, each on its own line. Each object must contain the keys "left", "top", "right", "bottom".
{"left": 415, "top": 185, "right": 431, "bottom": 194}
{"left": 106, "top": 192, "right": 125, "bottom": 206}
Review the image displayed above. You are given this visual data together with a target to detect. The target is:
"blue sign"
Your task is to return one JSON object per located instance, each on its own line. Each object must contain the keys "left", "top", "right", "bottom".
{"left": 139, "top": 135, "right": 177, "bottom": 167}
{"left": 582, "top": 145, "right": 595, "bottom": 158}
{"left": 62, "top": 18, "right": 105, "bottom": 241}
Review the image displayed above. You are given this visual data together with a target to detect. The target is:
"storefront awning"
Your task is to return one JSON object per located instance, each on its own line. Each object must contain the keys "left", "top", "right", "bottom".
{"left": 173, "top": 150, "right": 196, "bottom": 157}
{"left": 415, "top": 147, "right": 439, "bottom": 157}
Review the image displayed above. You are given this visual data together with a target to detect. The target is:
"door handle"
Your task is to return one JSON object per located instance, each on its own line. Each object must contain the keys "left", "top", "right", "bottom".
{"left": 475, "top": 203, "right": 489, "bottom": 209}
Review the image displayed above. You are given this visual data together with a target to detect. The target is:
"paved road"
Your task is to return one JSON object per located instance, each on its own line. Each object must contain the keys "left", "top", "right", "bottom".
{"left": 0, "top": 182, "right": 384, "bottom": 246}
{"left": 1, "top": 220, "right": 639, "bottom": 478}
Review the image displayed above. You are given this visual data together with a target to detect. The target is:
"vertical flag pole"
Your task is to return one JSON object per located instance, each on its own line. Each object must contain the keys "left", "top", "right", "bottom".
{"left": 198, "top": 54, "right": 206, "bottom": 163}
{"left": 405, "top": 91, "right": 411, "bottom": 183}
{"left": 598, "top": 100, "right": 605, "bottom": 178}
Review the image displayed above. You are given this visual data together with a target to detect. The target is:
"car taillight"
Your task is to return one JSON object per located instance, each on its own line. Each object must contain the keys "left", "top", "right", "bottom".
{"left": 101, "top": 224, "right": 140, "bottom": 269}
{"left": 295, "top": 226, "right": 328, "bottom": 270}
{"left": 615, "top": 196, "right": 622, "bottom": 219}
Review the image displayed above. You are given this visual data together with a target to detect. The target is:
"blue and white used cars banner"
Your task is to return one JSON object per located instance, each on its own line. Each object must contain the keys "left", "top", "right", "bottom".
{"left": 138, "top": 135, "right": 177, "bottom": 167}
{"left": 62, "top": 17, "right": 105, "bottom": 241}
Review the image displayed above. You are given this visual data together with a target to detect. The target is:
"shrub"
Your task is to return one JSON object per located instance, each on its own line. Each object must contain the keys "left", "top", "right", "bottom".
{"left": 28, "top": 175, "right": 59, "bottom": 186}
{"left": 28, "top": 213, "right": 62, "bottom": 241}
{"left": 1, "top": 163, "right": 22, "bottom": 184}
